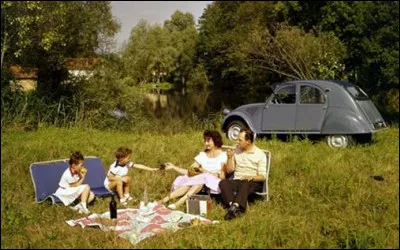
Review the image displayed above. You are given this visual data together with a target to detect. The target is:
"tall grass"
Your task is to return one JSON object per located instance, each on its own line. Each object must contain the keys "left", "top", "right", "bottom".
{"left": 1, "top": 127, "right": 398, "bottom": 248}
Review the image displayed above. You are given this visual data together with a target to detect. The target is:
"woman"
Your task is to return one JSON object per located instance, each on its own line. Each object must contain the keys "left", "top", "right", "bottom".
{"left": 159, "top": 130, "right": 227, "bottom": 209}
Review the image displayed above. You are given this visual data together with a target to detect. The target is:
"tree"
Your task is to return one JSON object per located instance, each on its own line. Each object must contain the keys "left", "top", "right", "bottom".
{"left": 164, "top": 11, "right": 198, "bottom": 88}
{"left": 241, "top": 24, "right": 346, "bottom": 80}
{"left": 122, "top": 20, "right": 176, "bottom": 84}
{"left": 1, "top": 1, "right": 120, "bottom": 95}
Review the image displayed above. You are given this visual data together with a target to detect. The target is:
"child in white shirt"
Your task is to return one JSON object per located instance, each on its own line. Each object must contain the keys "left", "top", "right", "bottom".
{"left": 104, "top": 146, "right": 158, "bottom": 206}
{"left": 54, "top": 151, "right": 94, "bottom": 214}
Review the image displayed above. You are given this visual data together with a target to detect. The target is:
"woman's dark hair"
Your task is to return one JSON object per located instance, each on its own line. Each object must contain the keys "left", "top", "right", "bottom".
{"left": 69, "top": 151, "right": 84, "bottom": 165}
{"left": 115, "top": 146, "right": 133, "bottom": 159}
{"left": 203, "top": 130, "right": 223, "bottom": 148}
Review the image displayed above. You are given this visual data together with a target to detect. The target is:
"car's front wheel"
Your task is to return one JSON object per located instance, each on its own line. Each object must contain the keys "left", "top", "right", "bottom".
{"left": 326, "top": 135, "right": 354, "bottom": 149}
{"left": 226, "top": 120, "right": 248, "bottom": 141}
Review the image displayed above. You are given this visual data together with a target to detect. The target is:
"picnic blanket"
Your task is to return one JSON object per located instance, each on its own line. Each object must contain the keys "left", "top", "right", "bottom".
{"left": 66, "top": 202, "right": 219, "bottom": 246}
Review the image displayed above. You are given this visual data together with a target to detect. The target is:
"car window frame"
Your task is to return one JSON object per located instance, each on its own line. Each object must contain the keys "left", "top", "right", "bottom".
{"left": 269, "top": 85, "right": 297, "bottom": 105}
{"left": 299, "top": 84, "right": 327, "bottom": 105}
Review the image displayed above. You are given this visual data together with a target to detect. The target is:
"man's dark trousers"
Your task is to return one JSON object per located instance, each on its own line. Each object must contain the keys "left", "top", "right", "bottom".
{"left": 219, "top": 179, "right": 263, "bottom": 211}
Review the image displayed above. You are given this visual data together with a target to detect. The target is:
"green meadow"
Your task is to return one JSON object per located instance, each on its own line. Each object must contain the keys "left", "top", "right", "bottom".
{"left": 1, "top": 127, "right": 398, "bottom": 249}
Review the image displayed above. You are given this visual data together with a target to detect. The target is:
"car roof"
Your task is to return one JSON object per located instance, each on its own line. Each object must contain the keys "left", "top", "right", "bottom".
{"left": 272, "top": 79, "right": 357, "bottom": 92}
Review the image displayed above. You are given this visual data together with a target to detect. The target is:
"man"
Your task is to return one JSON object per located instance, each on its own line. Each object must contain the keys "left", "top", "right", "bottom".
{"left": 219, "top": 128, "right": 267, "bottom": 220}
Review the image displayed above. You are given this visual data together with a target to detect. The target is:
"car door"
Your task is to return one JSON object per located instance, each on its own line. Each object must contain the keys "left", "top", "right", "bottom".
{"left": 295, "top": 84, "right": 327, "bottom": 132}
{"left": 262, "top": 84, "right": 296, "bottom": 131}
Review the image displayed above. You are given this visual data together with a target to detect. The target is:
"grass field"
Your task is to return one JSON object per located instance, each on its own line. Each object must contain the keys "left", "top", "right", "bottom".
{"left": 1, "top": 126, "right": 399, "bottom": 248}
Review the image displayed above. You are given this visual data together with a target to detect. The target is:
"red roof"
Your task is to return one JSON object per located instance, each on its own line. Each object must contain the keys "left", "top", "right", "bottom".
{"left": 9, "top": 58, "right": 102, "bottom": 79}
{"left": 64, "top": 58, "right": 102, "bottom": 70}
{"left": 9, "top": 66, "right": 38, "bottom": 79}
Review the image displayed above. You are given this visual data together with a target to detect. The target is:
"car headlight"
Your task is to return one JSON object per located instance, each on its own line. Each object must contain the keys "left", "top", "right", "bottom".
{"left": 222, "top": 108, "right": 230, "bottom": 116}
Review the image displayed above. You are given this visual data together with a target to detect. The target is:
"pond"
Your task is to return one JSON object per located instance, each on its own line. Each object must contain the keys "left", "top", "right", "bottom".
{"left": 143, "top": 85, "right": 272, "bottom": 120}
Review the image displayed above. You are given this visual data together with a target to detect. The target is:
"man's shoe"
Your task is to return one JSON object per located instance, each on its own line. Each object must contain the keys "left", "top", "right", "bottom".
{"left": 224, "top": 204, "right": 241, "bottom": 221}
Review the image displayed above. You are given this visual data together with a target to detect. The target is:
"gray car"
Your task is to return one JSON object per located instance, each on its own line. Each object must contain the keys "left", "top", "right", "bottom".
{"left": 221, "top": 80, "right": 387, "bottom": 148}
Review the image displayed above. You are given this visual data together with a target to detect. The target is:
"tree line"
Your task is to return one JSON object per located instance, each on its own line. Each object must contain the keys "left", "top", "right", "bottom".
{"left": 1, "top": 1, "right": 398, "bottom": 131}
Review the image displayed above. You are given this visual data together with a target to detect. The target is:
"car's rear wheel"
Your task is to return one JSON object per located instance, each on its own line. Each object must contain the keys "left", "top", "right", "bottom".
{"left": 326, "top": 135, "right": 354, "bottom": 149}
{"left": 226, "top": 120, "right": 248, "bottom": 141}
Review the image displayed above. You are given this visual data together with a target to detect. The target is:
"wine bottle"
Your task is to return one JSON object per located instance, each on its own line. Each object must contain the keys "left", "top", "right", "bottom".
{"left": 110, "top": 195, "right": 117, "bottom": 219}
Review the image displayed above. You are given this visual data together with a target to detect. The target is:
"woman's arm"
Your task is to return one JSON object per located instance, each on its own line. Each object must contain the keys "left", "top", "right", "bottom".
{"left": 164, "top": 162, "right": 189, "bottom": 175}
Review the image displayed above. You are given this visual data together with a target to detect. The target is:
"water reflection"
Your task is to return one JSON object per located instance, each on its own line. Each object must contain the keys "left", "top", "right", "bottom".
{"left": 144, "top": 86, "right": 272, "bottom": 120}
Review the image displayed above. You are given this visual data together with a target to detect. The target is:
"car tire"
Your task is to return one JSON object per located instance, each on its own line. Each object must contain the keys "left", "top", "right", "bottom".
{"left": 226, "top": 120, "right": 248, "bottom": 141}
{"left": 326, "top": 135, "right": 354, "bottom": 149}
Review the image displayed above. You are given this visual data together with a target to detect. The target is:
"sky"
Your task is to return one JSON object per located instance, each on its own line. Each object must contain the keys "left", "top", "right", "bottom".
{"left": 110, "top": 1, "right": 213, "bottom": 49}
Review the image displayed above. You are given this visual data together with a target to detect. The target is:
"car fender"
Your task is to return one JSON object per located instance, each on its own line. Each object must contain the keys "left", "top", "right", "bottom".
{"left": 321, "top": 108, "right": 372, "bottom": 134}
{"left": 221, "top": 112, "right": 257, "bottom": 133}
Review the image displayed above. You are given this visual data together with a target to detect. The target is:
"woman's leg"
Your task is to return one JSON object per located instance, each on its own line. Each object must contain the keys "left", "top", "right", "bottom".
{"left": 159, "top": 186, "right": 191, "bottom": 204}
{"left": 173, "top": 184, "right": 203, "bottom": 207}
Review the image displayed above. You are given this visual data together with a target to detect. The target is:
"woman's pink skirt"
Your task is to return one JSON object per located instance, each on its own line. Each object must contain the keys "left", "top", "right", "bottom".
{"left": 171, "top": 173, "right": 222, "bottom": 194}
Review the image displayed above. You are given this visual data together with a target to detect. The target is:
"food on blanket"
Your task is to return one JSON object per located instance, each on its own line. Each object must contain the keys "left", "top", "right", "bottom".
{"left": 190, "top": 218, "right": 200, "bottom": 226}
{"left": 178, "top": 222, "right": 192, "bottom": 228}
{"left": 80, "top": 167, "right": 87, "bottom": 174}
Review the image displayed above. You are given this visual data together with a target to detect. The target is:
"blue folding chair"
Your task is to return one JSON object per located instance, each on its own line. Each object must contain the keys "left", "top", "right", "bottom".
{"left": 30, "top": 156, "right": 113, "bottom": 205}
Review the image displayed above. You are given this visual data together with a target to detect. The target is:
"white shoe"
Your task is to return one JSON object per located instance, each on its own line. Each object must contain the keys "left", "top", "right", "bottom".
{"left": 70, "top": 203, "right": 82, "bottom": 211}
{"left": 167, "top": 204, "right": 177, "bottom": 210}
{"left": 78, "top": 207, "right": 90, "bottom": 215}
{"left": 124, "top": 195, "right": 134, "bottom": 202}
{"left": 120, "top": 197, "right": 128, "bottom": 207}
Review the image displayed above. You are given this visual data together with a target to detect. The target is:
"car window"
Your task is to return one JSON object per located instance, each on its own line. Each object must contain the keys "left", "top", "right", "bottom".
{"left": 346, "top": 86, "right": 369, "bottom": 100}
{"left": 271, "top": 85, "right": 296, "bottom": 104}
{"left": 300, "top": 85, "right": 325, "bottom": 104}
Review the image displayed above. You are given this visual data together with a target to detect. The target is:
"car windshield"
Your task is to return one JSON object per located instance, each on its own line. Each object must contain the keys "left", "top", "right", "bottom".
{"left": 346, "top": 86, "right": 369, "bottom": 100}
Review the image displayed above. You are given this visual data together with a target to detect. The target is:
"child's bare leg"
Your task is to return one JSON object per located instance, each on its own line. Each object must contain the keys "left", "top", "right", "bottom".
{"left": 174, "top": 184, "right": 203, "bottom": 207}
{"left": 122, "top": 176, "right": 131, "bottom": 195}
{"left": 108, "top": 180, "right": 124, "bottom": 199}
{"left": 88, "top": 191, "right": 95, "bottom": 203}
{"left": 159, "top": 186, "right": 190, "bottom": 204}
{"left": 78, "top": 185, "right": 91, "bottom": 210}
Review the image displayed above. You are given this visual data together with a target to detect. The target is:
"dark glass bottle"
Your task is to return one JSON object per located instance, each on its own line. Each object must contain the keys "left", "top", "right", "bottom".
{"left": 110, "top": 195, "right": 117, "bottom": 219}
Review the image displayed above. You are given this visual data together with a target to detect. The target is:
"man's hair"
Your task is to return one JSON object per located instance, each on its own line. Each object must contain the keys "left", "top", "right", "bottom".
{"left": 69, "top": 151, "right": 84, "bottom": 165}
{"left": 240, "top": 128, "right": 254, "bottom": 143}
{"left": 203, "top": 130, "right": 223, "bottom": 148}
{"left": 115, "top": 146, "right": 133, "bottom": 159}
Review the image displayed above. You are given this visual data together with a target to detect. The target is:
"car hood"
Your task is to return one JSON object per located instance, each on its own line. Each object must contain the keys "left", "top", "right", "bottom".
{"left": 232, "top": 103, "right": 264, "bottom": 117}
